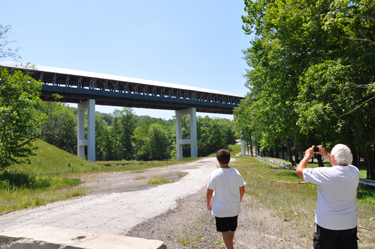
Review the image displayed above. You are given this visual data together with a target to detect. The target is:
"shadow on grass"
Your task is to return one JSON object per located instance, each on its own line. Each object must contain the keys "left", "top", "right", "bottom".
{"left": 0, "top": 171, "right": 52, "bottom": 189}
{"left": 0, "top": 171, "right": 80, "bottom": 191}
{"left": 266, "top": 162, "right": 375, "bottom": 204}
{"left": 357, "top": 184, "right": 375, "bottom": 203}
{"left": 268, "top": 166, "right": 300, "bottom": 177}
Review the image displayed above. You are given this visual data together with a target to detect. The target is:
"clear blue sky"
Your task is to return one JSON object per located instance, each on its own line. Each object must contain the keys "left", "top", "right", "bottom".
{"left": 1, "top": 0, "right": 251, "bottom": 120}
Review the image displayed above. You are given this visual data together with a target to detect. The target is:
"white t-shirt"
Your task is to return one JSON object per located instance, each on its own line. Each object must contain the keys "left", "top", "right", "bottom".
{"left": 207, "top": 167, "right": 246, "bottom": 218}
{"left": 303, "top": 165, "right": 359, "bottom": 230}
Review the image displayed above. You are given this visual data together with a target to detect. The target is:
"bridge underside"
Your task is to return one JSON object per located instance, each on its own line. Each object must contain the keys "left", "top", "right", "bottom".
{"left": 1, "top": 61, "right": 243, "bottom": 114}
{"left": 40, "top": 86, "right": 236, "bottom": 114}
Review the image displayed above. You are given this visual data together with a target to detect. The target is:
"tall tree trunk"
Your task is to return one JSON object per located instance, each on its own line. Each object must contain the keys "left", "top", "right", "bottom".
{"left": 295, "top": 152, "right": 299, "bottom": 164}
{"left": 316, "top": 154, "right": 324, "bottom": 167}
{"left": 351, "top": 145, "right": 358, "bottom": 166}
{"left": 250, "top": 139, "right": 254, "bottom": 156}
{"left": 285, "top": 140, "right": 295, "bottom": 166}
{"left": 365, "top": 148, "right": 375, "bottom": 180}
{"left": 276, "top": 146, "right": 279, "bottom": 158}
{"left": 299, "top": 150, "right": 304, "bottom": 163}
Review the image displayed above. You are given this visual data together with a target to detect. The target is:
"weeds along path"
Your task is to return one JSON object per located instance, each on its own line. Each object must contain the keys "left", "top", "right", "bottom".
{"left": 0, "top": 157, "right": 217, "bottom": 235}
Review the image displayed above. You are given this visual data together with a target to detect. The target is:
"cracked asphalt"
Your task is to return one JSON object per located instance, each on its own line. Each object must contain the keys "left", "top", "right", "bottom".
{"left": 0, "top": 157, "right": 217, "bottom": 236}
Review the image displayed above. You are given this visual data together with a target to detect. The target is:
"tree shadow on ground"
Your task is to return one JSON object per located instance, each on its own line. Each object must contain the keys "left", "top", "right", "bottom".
{"left": 0, "top": 171, "right": 52, "bottom": 189}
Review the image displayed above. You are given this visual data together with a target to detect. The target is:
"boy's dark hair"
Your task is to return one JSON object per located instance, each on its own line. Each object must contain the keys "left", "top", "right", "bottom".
{"left": 216, "top": 149, "right": 230, "bottom": 165}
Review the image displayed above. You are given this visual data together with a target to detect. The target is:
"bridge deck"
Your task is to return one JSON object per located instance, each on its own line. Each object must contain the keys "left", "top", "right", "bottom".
{"left": 0, "top": 61, "right": 245, "bottom": 114}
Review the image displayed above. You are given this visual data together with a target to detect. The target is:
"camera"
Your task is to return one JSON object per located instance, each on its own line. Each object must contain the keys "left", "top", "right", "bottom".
{"left": 313, "top": 146, "right": 320, "bottom": 153}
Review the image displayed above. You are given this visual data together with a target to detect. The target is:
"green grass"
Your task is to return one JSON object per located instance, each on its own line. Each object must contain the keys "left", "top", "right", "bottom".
{"left": 134, "top": 176, "right": 146, "bottom": 180}
{"left": 207, "top": 144, "right": 241, "bottom": 158}
{"left": 0, "top": 140, "right": 95, "bottom": 214}
{"left": 174, "top": 223, "right": 223, "bottom": 248}
{"left": 7, "top": 140, "right": 100, "bottom": 175}
{"left": 178, "top": 172, "right": 185, "bottom": 178}
{"left": 233, "top": 155, "right": 375, "bottom": 248}
{"left": 264, "top": 156, "right": 369, "bottom": 178}
{"left": 96, "top": 156, "right": 199, "bottom": 173}
{"left": 148, "top": 176, "right": 173, "bottom": 184}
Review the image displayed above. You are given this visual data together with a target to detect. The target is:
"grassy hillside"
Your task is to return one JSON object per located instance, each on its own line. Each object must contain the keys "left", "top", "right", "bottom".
{"left": 0, "top": 140, "right": 100, "bottom": 214}
{"left": 6, "top": 139, "right": 100, "bottom": 175}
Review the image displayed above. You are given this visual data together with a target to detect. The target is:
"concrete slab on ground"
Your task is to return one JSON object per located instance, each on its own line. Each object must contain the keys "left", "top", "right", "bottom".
{"left": 0, "top": 225, "right": 166, "bottom": 249}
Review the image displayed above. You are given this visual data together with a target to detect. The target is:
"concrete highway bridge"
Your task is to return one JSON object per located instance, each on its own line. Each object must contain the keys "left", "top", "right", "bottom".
{"left": 0, "top": 60, "right": 245, "bottom": 161}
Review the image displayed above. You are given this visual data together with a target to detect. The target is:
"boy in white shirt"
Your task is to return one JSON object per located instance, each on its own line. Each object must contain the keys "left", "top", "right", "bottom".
{"left": 207, "top": 149, "right": 246, "bottom": 249}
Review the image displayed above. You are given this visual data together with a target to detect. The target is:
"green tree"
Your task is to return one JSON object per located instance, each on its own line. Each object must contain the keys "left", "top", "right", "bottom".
{"left": 134, "top": 118, "right": 173, "bottom": 160}
{"left": 134, "top": 121, "right": 151, "bottom": 160}
{"left": 219, "top": 119, "right": 236, "bottom": 146}
{"left": 111, "top": 109, "right": 121, "bottom": 160}
{"left": 102, "top": 125, "right": 114, "bottom": 160}
{"left": 95, "top": 112, "right": 109, "bottom": 160}
{"left": 110, "top": 108, "right": 137, "bottom": 160}
{"left": 0, "top": 69, "right": 47, "bottom": 168}
{"left": 40, "top": 102, "right": 77, "bottom": 154}
{"left": 240, "top": 16, "right": 304, "bottom": 164}
{"left": 297, "top": 0, "right": 375, "bottom": 177}
{"left": 0, "top": 25, "right": 19, "bottom": 59}
{"left": 234, "top": 96, "right": 258, "bottom": 156}
{"left": 240, "top": 0, "right": 375, "bottom": 175}
{"left": 197, "top": 116, "right": 236, "bottom": 157}
{"left": 117, "top": 108, "right": 136, "bottom": 160}
{"left": 241, "top": 0, "right": 332, "bottom": 164}
{"left": 148, "top": 123, "right": 172, "bottom": 160}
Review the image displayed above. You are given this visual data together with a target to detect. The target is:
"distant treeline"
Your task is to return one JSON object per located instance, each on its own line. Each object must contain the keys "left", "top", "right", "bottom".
{"left": 40, "top": 102, "right": 236, "bottom": 161}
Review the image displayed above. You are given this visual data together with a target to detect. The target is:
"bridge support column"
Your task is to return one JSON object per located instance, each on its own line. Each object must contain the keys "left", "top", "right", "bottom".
{"left": 176, "top": 108, "right": 197, "bottom": 160}
{"left": 241, "top": 140, "right": 246, "bottom": 156}
{"left": 77, "top": 99, "right": 96, "bottom": 162}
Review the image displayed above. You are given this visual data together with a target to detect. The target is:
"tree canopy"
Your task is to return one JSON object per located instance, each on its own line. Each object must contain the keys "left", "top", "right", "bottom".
{"left": 237, "top": 0, "right": 375, "bottom": 178}
{"left": 0, "top": 69, "right": 47, "bottom": 168}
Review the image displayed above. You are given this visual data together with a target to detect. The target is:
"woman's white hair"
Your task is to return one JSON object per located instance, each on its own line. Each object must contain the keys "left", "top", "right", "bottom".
{"left": 331, "top": 144, "right": 353, "bottom": 165}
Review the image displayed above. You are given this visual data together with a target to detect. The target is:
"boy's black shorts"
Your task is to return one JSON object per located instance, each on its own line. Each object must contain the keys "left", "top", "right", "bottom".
{"left": 215, "top": 216, "right": 238, "bottom": 232}
{"left": 313, "top": 223, "right": 358, "bottom": 249}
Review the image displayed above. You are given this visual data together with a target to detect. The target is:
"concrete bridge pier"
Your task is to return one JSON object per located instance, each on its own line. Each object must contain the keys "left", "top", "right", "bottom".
{"left": 241, "top": 140, "right": 246, "bottom": 155}
{"left": 77, "top": 99, "right": 96, "bottom": 162}
{"left": 176, "top": 108, "right": 198, "bottom": 160}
